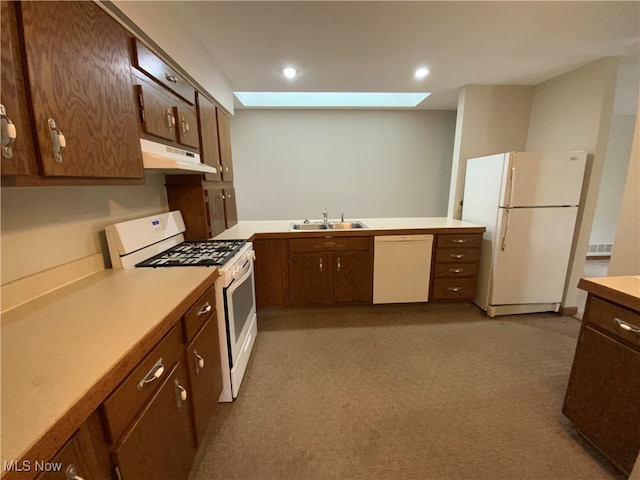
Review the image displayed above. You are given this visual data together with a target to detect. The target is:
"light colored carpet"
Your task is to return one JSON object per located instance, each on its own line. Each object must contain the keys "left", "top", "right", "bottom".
{"left": 189, "top": 303, "right": 624, "bottom": 480}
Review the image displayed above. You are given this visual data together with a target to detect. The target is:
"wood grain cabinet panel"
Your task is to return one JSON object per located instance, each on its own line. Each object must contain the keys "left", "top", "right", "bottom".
{"left": 216, "top": 108, "right": 234, "bottom": 182}
{"left": 254, "top": 239, "right": 288, "bottom": 309}
{"left": 112, "top": 361, "right": 196, "bottom": 480}
{"left": 197, "top": 93, "right": 222, "bottom": 182}
{"left": 288, "top": 237, "right": 373, "bottom": 306}
{"left": 0, "top": 0, "right": 35, "bottom": 176}
{"left": 222, "top": 187, "right": 238, "bottom": 228}
{"left": 18, "top": 1, "right": 143, "bottom": 178}
{"left": 185, "top": 318, "right": 223, "bottom": 446}
{"left": 175, "top": 102, "right": 199, "bottom": 149}
{"left": 135, "top": 82, "right": 177, "bottom": 143}
{"left": 563, "top": 319, "right": 640, "bottom": 475}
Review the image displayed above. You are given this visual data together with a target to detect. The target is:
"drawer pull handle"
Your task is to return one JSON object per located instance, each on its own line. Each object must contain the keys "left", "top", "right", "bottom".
{"left": 165, "top": 73, "right": 178, "bottom": 83}
{"left": 175, "top": 379, "right": 188, "bottom": 406}
{"left": 447, "top": 287, "right": 462, "bottom": 292}
{"left": 1, "top": 104, "right": 16, "bottom": 159}
{"left": 319, "top": 258, "right": 323, "bottom": 272}
{"left": 198, "top": 302, "right": 212, "bottom": 316}
{"left": 65, "top": 464, "right": 84, "bottom": 480}
{"left": 138, "top": 358, "right": 164, "bottom": 391}
{"left": 449, "top": 269, "right": 463, "bottom": 273}
{"left": 450, "top": 254, "right": 465, "bottom": 259}
{"left": 194, "top": 350, "right": 205, "bottom": 374}
{"left": 452, "top": 239, "right": 467, "bottom": 243}
{"left": 614, "top": 318, "right": 640, "bottom": 334}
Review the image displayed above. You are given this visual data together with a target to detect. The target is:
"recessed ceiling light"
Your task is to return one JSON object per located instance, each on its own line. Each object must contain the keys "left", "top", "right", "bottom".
{"left": 415, "top": 67, "right": 429, "bottom": 79}
{"left": 282, "top": 67, "right": 298, "bottom": 79}
{"left": 234, "top": 92, "right": 431, "bottom": 108}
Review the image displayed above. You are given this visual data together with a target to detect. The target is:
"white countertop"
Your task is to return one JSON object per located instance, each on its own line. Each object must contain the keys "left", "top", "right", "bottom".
{"left": 1, "top": 267, "right": 217, "bottom": 466}
{"left": 214, "top": 217, "right": 484, "bottom": 240}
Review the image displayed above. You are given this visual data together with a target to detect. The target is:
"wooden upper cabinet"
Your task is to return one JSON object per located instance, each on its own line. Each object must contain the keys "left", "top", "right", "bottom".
{"left": 216, "top": 108, "right": 234, "bottom": 182}
{"left": 197, "top": 93, "right": 222, "bottom": 182}
{"left": 135, "top": 82, "right": 177, "bottom": 143}
{"left": 222, "top": 187, "right": 238, "bottom": 228}
{"left": 0, "top": 1, "right": 35, "bottom": 176}
{"left": 175, "top": 103, "right": 199, "bottom": 149}
{"left": 132, "top": 39, "right": 195, "bottom": 105}
{"left": 18, "top": 1, "right": 143, "bottom": 178}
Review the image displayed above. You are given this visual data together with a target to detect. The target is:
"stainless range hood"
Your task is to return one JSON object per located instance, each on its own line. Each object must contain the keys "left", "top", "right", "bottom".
{"left": 140, "top": 139, "right": 216, "bottom": 174}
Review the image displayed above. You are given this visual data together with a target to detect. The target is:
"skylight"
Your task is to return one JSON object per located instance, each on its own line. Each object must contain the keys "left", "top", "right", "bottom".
{"left": 233, "top": 92, "right": 431, "bottom": 108}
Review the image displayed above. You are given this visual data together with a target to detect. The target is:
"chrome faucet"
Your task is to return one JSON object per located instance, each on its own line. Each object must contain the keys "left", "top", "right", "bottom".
{"left": 322, "top": 207, "right": 328, "bottom": 223}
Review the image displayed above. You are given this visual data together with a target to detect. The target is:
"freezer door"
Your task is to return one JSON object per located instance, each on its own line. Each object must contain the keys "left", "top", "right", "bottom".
{"left": 490, "top": 206, "right": 578, "bottom": 305}
{"left": 501, "top": 151, "right": 586, "bottom": 207}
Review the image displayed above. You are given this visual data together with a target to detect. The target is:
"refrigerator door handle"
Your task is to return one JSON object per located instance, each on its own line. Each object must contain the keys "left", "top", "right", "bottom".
{"left": 507, "top": 167, "right": 516, "bottom": 207}
{"left": 501, "top": 209, "right": 510, "bottom": 251}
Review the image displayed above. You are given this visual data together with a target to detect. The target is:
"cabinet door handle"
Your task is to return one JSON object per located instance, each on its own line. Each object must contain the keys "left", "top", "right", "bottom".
{"left": 65, "top": 464, "right": 84, "bottom": 480}
{"left": 48, "top": 118, "right": 66, "bottom": 163}
{"left": 447, "top": 287, "right": 462, "bottom": 292}
{"left": 165, "top": 73, "right": 178, "bottom": 83}
{"left": 337, "top": 257, "right": 341, "bottom": 272}
{"left": 181, "top": 116, "right": 190, "bottom": 136}
{"left": 222, "top": 162, "right": 229, "bottom": 173}
{"left": 449, "top": 268, "right": 463, "bottom": 273}
{"left": 166, "top": 107, "right": 175, "bottom": 130}
{"left": 194, "top": 350, "right": 205, "bottom": 374}
{"left": 452, "top": 239, "right": 467, "bottom": 244}
{"left": 1, "top": 104, "right": 17, "bottom": 159}
{"left": 220, "top": 192, "right": 225, "bottom": 200}
{"left": 450, "top": 254, "right": 465, "bottom": 259}
{"left": 319, "top": 258, "right": 323, "bottom": 272}
{"left": 197, "top": 302, "right": 212, "bottom": 316}
{"left": 137, "top": 358, "right": 165, "bottom": 390}
{"left": 175, "top": 378, "right": 187, "bottom": 406}
{"left": 614, "top": 318, "right": 640, "bottom": 334}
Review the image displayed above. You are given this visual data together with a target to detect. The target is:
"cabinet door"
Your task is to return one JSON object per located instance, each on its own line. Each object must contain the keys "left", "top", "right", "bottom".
{"left": 563, "top": 326, "right": 640, "bottom": 474}
{"left": 175, "top": 101, "right": 199, "bottom": 149}
{"left": 223, "top": 187, "right": 238, "bottom": 228}
{"left": 216, "top": 108, "right": 234, "bottom": 182}
{"left": 113, "top": 361, "right": 196, "bottom": 480}
{"left": 205, "top": 185, "right": 226, "bottom": 238}
{"left": 39, "top": 411, "right": 112, "bottom": 480}
{"left": 19, "top": 1, "right": 143, "bottom": 178}
{"left": 197, "top": 94, "right": 222, "bottom": 182}
{"left": 136, "top": 83, "right": 177, "bottom": 143}
{"left": 289, "top": 253, "right": 331, "bottom": 305}
{"left": 0, "top": 0, "right": 35, "bottom": 176}
{"left": 333, "top": 251, "right": 373, "bottom": 304}
{"left": 254, "top": 239, "right": 288, "bottom": 308}
{"left": 186, "top": 319, "right": 223, "bottom": 446}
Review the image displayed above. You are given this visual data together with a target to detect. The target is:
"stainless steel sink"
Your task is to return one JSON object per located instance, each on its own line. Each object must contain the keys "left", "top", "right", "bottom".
{"left": 289, "top": 220, "right": 368, "bottom": 231}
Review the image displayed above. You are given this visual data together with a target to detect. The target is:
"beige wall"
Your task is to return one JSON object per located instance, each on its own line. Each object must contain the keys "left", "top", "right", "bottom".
{"left": 0, "top": 173, "right": 169, "bottom": 285}
{"left": 525, "top": 57, "right": 618, "bottom": 310}
{"left": 448, "top": 85, "right": 533, "bottom": 218}
{"left": 608, "top": 109, "right": 640, "bottom": 276}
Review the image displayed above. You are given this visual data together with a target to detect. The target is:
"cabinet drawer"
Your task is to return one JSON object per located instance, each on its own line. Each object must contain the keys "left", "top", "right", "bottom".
{"left": 132, "top": 39, "right": 195, "bottom": 104}
{"left": 433, "top": 262, "right": 478, "bottom": 278}
{"left": 432, "top": 278, "right": 476, "bottom": 300}
{"left": 289, "top": 237, "right": 371, "bottom": 253}
{"left": 183, "top": 284, "right": 217, "bottom": 343}
{"left": 434, "top": 248, "right": 480, "bottom": 263}
{"left": 587, "top": 297, "right": 640, "bottom": 349}
{"left": 102, "top": 326, "right": 183, "bottom": 443}
{"left": 436, "top": 233, "right": 482, "bottom": 248}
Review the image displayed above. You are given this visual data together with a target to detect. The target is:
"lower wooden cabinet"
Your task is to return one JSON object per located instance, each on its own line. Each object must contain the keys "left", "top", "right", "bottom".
{"left": 37, "top": 411, "right": 112, "bottom": 480}
{"left": 112, "top": 361, "right": 196, "bottom": 480}
{"left": 254, "top": 239, "right": 288, "bottom": 308}
{"left": 430, "top": 233, "right": 482, "bottom": 300}
{"left": 288, "top": 237, "right": 373, "bottom": 306}
{"left": 563, "top": 296, "right": 640, "bottom": 475}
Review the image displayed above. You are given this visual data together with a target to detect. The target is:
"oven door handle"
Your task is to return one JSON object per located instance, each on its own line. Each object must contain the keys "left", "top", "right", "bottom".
{"left": 227, "top": 259, "right": 253, "bottom": 294}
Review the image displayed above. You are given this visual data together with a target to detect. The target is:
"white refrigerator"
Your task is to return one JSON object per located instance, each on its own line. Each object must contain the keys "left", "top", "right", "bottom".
{"left": 461, "top": 151, "right": 587, "bottom": 317}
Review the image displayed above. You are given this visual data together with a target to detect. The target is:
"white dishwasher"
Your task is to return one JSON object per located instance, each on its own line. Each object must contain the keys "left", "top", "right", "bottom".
{"left": 373, "top": 235, "right": 434, "bottom": 304}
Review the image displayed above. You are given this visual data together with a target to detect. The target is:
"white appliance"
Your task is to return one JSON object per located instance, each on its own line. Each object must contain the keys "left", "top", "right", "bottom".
{"left": 461, "top": 151, "right": 587, "bottom": 317}
{"left": 105, "top": 211, "right": 257, "bottom": 402}
{"left": 373, "top": 235, "right": 434, "bottom": 303}
{"left": 140, "top": 138, "right": 217, "bottom": 174}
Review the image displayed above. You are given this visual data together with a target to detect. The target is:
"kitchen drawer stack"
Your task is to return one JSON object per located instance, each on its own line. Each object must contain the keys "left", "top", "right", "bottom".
{"left": 430, "top": 233, "right": 482, "bottom": 300}
{"left": 563, "top": 293, "right": 640, "bottom": 476}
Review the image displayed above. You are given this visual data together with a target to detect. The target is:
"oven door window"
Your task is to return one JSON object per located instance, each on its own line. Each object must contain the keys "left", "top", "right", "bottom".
{"left": 228, "top": 268, "right": 255, "bottom": 343}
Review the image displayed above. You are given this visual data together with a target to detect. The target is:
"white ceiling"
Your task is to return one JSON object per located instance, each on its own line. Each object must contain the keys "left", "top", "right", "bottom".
{"left": 176, "top": 1, "right": 640, "bottom": 114}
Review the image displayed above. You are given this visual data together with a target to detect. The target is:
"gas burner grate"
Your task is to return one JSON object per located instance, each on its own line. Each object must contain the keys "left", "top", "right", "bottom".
{"left": 135, "top": 240, "right": 246, "bottom": 268}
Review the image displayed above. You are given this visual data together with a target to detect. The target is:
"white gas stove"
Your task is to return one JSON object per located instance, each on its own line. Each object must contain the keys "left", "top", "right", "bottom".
{"left": 105, "top": 211, "right": 257, "bottom": 402}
